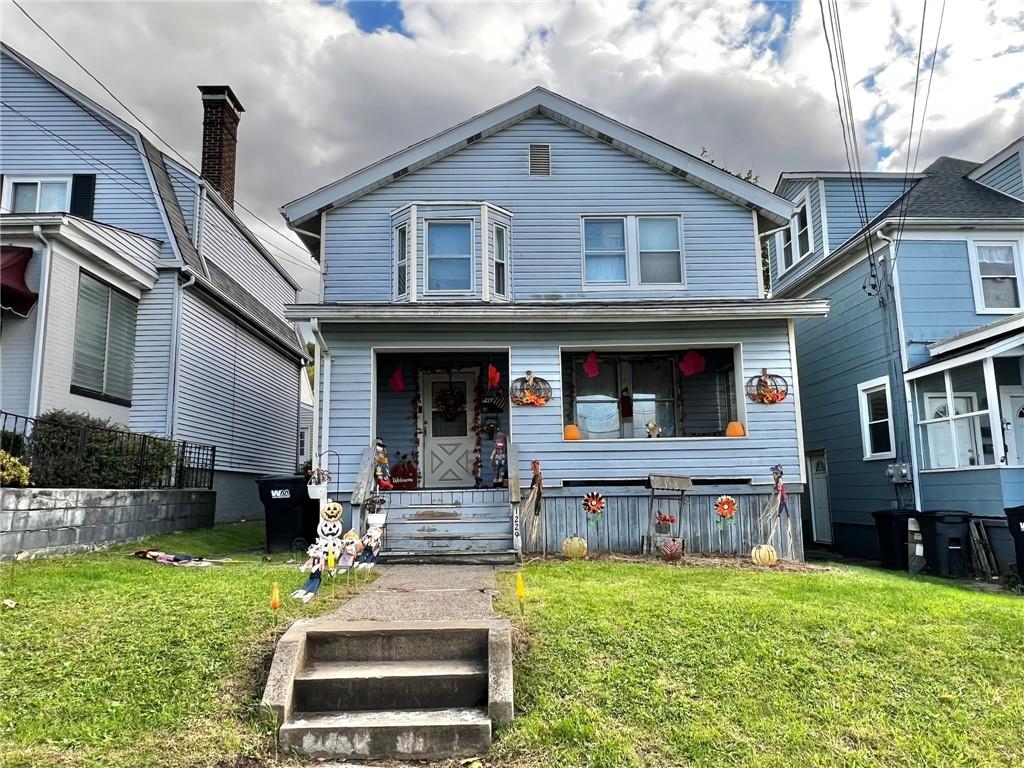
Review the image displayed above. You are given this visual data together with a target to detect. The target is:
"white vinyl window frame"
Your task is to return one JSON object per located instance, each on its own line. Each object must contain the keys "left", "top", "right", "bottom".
{"left": 968, "top": 239, "right": 1024, "bottom": 314}
{"left": 423, "top": 218, "right": 475, "bottom": 295}
{"left": 580, "top": 213, "right": 685, "bottom": 291}
{"left": 2, "top": 175, "right": 72, "bottom": 214}
{"left": 493, "top": 222, "right": 509, "bottom": 298}
{"left": 776, "top": 188, "right": 814, "bottom": 277}
{"left": 915, "top": 367, "right": 995, "bottom": 471}
{"left": 394, "top": 222, "right": 409, "bottom": 299}
{"left": 857, "top": 376, "right": 896, "bottom": 460}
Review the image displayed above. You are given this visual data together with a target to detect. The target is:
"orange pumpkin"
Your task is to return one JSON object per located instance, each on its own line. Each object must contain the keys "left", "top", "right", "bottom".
{"left": 564, "top": 424, "right": 581, "bottom": 441}
{"left": 725, "top": 421, "right": 746, "bottom": 437}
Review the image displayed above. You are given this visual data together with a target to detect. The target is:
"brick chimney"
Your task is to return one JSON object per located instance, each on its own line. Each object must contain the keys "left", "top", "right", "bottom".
{"left": 198, "top": 85, "right": 244, "bottom": 206}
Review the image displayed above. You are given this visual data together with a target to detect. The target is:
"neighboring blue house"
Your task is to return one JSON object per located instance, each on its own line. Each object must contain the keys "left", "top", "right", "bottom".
{"left": 771, "top": 137, "right": 1024, "bottom": 558}
{"left": 282, "top": 87, "right": 828, "bottom": 562}
{"left": 0, "top": 45, "right": 307, "bottom": 520}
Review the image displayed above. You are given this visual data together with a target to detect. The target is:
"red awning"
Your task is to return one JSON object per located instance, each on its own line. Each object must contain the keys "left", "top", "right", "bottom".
{"left": 1, "top": 246, "right": 39, "bottom": 317}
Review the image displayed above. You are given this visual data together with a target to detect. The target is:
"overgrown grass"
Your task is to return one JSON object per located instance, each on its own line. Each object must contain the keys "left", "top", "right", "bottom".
{"left": 494, "top": 560, "right": 1024, "bottom": 768}
{"left": 0, "top": 523, "right": 375, "bottom": 768}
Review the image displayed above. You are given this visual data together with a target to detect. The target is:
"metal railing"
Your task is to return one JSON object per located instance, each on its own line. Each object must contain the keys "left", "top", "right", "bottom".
{"left": 1, "top": 411, "right": 216, "bottom": 490}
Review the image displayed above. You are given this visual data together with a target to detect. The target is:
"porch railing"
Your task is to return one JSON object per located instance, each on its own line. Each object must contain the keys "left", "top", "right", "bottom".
{"left": 0, "top": 411, "right": 216, "bottom": 490}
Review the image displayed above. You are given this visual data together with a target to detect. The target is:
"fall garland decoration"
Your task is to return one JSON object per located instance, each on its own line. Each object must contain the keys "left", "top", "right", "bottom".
{"left": 745, "top": 369, "right": 789, "bottom": 404}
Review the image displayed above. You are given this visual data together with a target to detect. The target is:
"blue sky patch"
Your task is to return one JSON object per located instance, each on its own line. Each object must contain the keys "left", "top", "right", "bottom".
{"left": 344, "top": 0, "right": 408, "bottom": 36}
{"left": 747, "top": 0, "right": 797, "bottom": 56}
{"left": 997, "top": 82, "right": 1024, "bottom": 101}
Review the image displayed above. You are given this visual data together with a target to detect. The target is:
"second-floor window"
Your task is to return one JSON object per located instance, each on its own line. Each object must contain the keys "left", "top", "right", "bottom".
{"left": 395, "top": 223, "right": 408, "bottom": 297}
{"left": 71, "top": 271, "right": 138, "bottom": 404}
{"left": 779, "top": 194, "right": 813, "bottom": 273}
{"left": 426, "top": 220, "right": 473, "bottom": 292}
{"left": 494, "top": 224, "right": 508, "bottom": 297}
{"left": 582, "top": 215, "right": 683, "bottom": 288}
{"left": 8, "top": 177, "right": 71, "bottom": 213}
{"left": 971, "top": 241, "right": 1022, "bottom": 312}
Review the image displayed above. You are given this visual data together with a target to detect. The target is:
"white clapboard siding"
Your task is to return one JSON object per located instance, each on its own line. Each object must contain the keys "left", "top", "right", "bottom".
{"left": 128, "top": 269, "right": 177, "bottom": 435}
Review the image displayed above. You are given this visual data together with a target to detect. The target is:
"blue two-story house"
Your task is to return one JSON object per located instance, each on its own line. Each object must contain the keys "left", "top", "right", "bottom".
{"left": 0, "top": 45, "right": 308, "bottom": 520}
{"left": 771, "top": 137, "right": 1024, "bottom": 559}
{"left": 283, "top": 87, "right": 828, "bottom": 562}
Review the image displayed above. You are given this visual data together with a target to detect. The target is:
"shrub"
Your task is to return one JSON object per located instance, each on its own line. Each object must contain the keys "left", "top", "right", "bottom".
{"left": 28, "top": 410, "right": 178, "bottom": 489}
{"left": 0, "top": 449, "right": 31, "bottom": 487}
{"left": 1, "top": 430, "right": 26, "bottom": 458}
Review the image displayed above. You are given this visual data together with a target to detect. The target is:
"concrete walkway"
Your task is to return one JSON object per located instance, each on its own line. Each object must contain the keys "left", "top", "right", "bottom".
{"left": 329, "top": 565, "right": 501, "bottom": 622}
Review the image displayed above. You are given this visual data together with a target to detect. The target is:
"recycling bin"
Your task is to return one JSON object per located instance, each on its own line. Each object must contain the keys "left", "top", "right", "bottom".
{"left": 257, "top": 474, "right": 320, "bottom": 553}
{"left": 871, "top": 509, "right": 916, "bottom": 570}
{"left": 914, "top": 510, "right": 971, "bottom": 577}
{"left": 1004, "top": 505, "right": 1024, "bottom": 581}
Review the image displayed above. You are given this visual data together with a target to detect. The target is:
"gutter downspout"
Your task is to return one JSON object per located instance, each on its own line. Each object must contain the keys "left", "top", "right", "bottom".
{"left": 165, "top": 266, "right": 196, "bottom": 437}
{"left": 27, "top": 225, "right": 53, "bottom": 419}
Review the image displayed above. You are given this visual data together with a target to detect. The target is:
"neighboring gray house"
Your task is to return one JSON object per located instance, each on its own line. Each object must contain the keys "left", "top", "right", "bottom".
{"left": 283, "top": 87, "right": 828, "bottom": 561}
{"left": 770, "top": 137, "right": 1024, "bottom": 558}
{"left": 0, "top": 44, "right": 307, "bottom": 520}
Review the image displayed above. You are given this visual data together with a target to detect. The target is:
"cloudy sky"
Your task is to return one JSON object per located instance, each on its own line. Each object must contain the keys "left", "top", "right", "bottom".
{"left": 3, "top": 0, "right": 1022, "bottom": 295}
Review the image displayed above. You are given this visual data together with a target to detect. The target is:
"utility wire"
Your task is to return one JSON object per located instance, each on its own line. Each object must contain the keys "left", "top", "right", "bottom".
{"left": 9, "top": 0, "right": 318, "bottom": 270}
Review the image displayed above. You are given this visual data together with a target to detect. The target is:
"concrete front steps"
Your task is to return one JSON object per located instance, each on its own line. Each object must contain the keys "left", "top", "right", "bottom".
{"left": 263, "top": 620, "right": 513, "bottom": 761}
{"left": 379, "top": 489, "right": 517, "bottom": 565}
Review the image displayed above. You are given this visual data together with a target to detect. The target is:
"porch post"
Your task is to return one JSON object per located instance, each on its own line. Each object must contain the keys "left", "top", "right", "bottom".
{"left": 983, "top": 357, "right": 1005, "bottom": 464}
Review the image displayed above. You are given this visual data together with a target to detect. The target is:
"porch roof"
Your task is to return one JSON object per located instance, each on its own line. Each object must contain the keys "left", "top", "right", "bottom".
{"left": 285, "top": 298, "right": 830, "bottom": 324}
{"left": 906, "top": 329, "right": 1024, "bottom": 380}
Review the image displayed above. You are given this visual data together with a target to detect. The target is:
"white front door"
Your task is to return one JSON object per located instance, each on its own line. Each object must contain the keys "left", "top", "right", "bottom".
{"left": 806, "top": 452, "right": 833, "bottom": 544}
{"left": 999, "top": 386, "right": 1024, "bottom": 465}
{"left": 422, "top": 372, "right": 478, "bottom": 488}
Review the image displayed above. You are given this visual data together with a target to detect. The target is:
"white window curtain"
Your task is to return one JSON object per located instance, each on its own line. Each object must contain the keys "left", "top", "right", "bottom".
{"left": 977, "top": 243, "right": 1019, "bottom": 309}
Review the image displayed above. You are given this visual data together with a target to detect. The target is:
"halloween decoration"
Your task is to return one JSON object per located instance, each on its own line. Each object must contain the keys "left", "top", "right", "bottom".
{"left": 582, "top": 492, "right": 606, "bottom": 525}
{"left": 483, "top": 420, "right": 498, "bottom": 439}
{"left": 434, "top": 380, "right": 467, "bottom": 421}
{"left": 678, "top": 349, "right": 706, "bottom": 377}
{"left": 725, "top": 420, "right": 746, "bottom": 437}
{"left": 582, "top": 351, "right": 601, "bottom": 378}
{"left": 746, "top": 369, "right": 789, "bottom": 404}
{"left": 751, "top": 543, "right": 779, "bottom": 567}
{"left": 511, "top": 371, "right": 552, "bottom": 406}
{"left": 354, "top": 521, "right": 384, "bottom": 569}
{"left": 523, "top": 460, "right": 545, "bottom": 548}
{"left": 292, "top": 498, "right": 347, "bottom": 602}
{"left": 373, "top": 438, "right": 393, "bottom": 490}
{"left": 660, "top": 537, "right": 684, "bottom": 562}
{"left": 645, "top": 421, "right": 662, "bottom": 438}
{"left": 387, "top": 364, "right": 405, "bottom": 393}
{"left": 487, "top": 362, "right": 502, "bottom": 389}
{"left": 619, "top": 388, "right": 633, "bottom": 418}
{"left": 755, "top": 464, "right": 794, "bottom": 562}
{"left": 562, "top": 536, "right": 588, "bottom": 560}
{"left": 133, "top": 548, "right": 222, "bottom": 567}
{"left": 491, "top": 431, "right": 508, "bottom": 488}
{"left": 563, "top": 423, "right": 581, "bottom": 441}
{"left": 655, "top": 512, "right": 676, "bottom": 534}
{"left": 391, "top": 454, "right": 417, "bottom": 490}
{"left": 715, "top": 495, "right": 737, "bottom": 530}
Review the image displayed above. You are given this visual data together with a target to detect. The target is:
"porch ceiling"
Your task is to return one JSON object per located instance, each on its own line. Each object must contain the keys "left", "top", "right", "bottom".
{"left": 286, "top": 298, "right": 830, "bottom": 324}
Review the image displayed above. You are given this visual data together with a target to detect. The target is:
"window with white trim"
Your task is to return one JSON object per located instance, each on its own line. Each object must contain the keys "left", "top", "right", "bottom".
{"left": 915, "top": 363, "right": 995, "bottom": 469}
{"left": 394, "top": 223, "right": 408, "bottom": 298}
{"left": 582, "top": 215, "right": 684, "bottom": 288}
{"left": 857, "top": 377, "right": 895, "bottom": 460}
{"left": 494, "top": 224, "right": 508, "bottom": 297}
{"left": 71, "top": 272, "right": 138, "bottom": 404}
{"left": 777, "top": 192, "right": 814, "bottom": 274}
{"left": 7, "top": 177, "right": 71, "bottom": 214}
{"left": 971, "top": 241, "right": 1022, "bottom": 311}
{"left": 425, "top": 220, "right": 473, "bottom": 292}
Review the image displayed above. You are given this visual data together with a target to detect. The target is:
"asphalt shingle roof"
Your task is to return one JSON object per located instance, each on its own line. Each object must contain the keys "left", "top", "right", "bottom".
{"left": 876, "top": 156, "right": 1024, "bottom": 220}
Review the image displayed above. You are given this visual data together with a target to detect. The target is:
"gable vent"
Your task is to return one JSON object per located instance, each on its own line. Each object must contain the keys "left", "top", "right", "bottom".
{"left": 528, "top": 143, "right": 551, "bottom": 176}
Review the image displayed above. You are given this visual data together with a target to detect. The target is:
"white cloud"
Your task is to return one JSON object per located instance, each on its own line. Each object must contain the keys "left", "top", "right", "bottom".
{"left": 2, "top": 0, "right": 1021, "bottom": 296}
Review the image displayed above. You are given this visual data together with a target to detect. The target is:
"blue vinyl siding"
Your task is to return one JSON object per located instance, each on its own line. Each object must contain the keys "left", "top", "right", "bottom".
{"left": 919, "top": 469, "right": 1005, "bottom": 517}
{"left": 0, "top": 52, "right": 172, "bottom": 257}
{"left": 795, "top": 255, "right": 909, "bottom": 557}
{"left": 323, "top": 320, "right": 799, "bottom": 490}
{"left": 822, "top": 178, "right": 908, "bottom": 251}
{"left": 769, "top": 179, "right": 821, "bottom": 291}
{"left": 977, "top": 153, "right": 1024, "bottom": 200}
{"left": 323, "top": 115, "right": 760, "bottom": 302}
{"left": 895, "top": 240, "right": 987, "bottom": 368}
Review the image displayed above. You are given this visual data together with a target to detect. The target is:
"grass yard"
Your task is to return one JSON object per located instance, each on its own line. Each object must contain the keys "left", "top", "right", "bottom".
{"left": 494, "top": 560, "right": 1024, "bottom": 768}
{"left": 0, "top": 523, "right": 375, "bottom": 768}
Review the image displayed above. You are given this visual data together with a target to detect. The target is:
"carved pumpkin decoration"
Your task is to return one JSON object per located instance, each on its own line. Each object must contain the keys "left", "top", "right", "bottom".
{"left": 751, "top": 544, "right": 778, "bottom": 567}
{"left": 322, "top": 499, "right": 343, "bottom": 523}
{"left": 660, "top": 537, "right": 684, "bottom": 562}
{"left": 562, "top": 536, "right": 588, "bottom": 560}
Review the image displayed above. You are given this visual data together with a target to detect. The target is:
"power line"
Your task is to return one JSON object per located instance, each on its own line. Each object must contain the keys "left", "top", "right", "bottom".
{"left": 9, "top": 0, "right": 318, "bottom": 269}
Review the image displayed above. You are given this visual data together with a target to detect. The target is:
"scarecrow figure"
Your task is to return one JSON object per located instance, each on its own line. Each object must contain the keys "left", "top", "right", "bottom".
{"left": 373, "top": 438, "right": 393, "bottom": 490}
{"left": 491, "top": 431, "right": 508, "bottom": 488}
{"left": 292, "top": 542, "right": 325, "bottom": 603}
{"left": 354, "top": 523, "right": 385, "bottom": 570}
{"left": 292, "top": 499, "right": 346, "bottom": 602}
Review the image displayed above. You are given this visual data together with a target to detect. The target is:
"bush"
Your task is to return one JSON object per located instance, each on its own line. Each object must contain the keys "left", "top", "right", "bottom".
{"left": 1, "top": 430, "right": 26, "bottom": 458}
{"left": 0, "top": 449, "right": 31, "bottom": 487}
{"left": 28, "top": 410, "right": 178, "bottom": 489}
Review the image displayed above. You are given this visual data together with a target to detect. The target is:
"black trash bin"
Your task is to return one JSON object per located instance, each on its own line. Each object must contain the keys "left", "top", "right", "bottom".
{"left": 914, "top": 510, "right": 971, "bottom": 577}
{"left": 1004, "top": 505, "right": 1024, "bottom": 581}
{"left": 256, "top": 474, "right": 320, "bottom": 553}
{"left": 871, "top": 509, "right": 916, "bottom": 570}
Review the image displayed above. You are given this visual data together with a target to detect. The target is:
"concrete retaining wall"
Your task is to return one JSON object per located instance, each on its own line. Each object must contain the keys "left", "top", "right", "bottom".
{"left": 0, "top": 487, "right": 216, "bottom": 560}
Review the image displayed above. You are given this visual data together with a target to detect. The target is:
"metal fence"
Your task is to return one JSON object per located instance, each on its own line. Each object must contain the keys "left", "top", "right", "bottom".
{"left": 1, "top": 411, "right": 216, "bottom": 490}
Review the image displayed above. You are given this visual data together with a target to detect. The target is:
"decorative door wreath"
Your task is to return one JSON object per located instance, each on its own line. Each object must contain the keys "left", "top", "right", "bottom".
{"left": 434, "top": 371, "right": 467, "bottom": 421}
{"left": 511, "top": 370, "right": 552, "bottom": 406}
{"left": 745, "top": 369, "right": 789, "bottom": 404}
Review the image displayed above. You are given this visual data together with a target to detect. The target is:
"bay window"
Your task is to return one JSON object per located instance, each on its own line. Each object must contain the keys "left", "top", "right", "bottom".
{"left": 562, "top": 348, "right": 739, "bottom": 440}
{"left": 582, "top": 215, "right": 684, "bottom": 288}
{"left": 426, "top": 220, "right": 473, "bottom": 292}
{"left": 494, "top": 224, "right": 508, "bottom": 297}
{"left": 915, "top": 363, "right": 995, "bottom": 469}
{"left": 394, "top": 223, "right": 408, "bottom": 298}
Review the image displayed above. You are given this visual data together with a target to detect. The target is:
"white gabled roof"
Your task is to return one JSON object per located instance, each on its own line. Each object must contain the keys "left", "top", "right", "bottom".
{"left": 281, "top": 87, "right": 794, "bottom": 227}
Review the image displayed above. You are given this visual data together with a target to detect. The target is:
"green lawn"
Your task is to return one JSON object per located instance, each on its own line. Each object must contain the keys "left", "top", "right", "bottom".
{"left": 494, "top": 560, "right": 1024, "bottom": 768}
{"left": 0, "top": 523, "right": 374, "bottom": 768}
